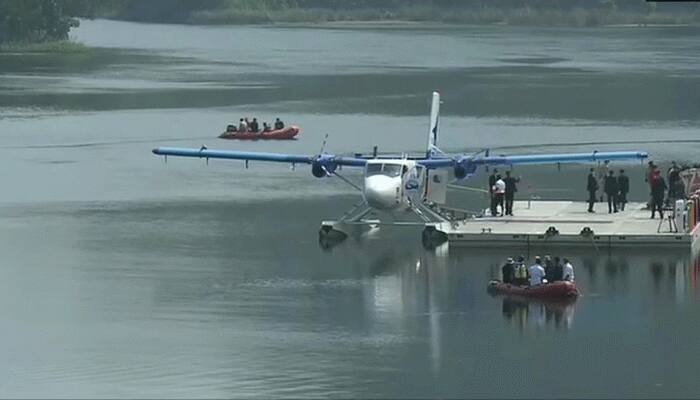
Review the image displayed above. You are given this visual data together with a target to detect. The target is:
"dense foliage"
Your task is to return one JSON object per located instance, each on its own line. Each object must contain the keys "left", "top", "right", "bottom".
{"left": 0, "top": 0, "right": 94, "bottom": 43}
{"left": 1, "top": 0, "right": 698, "bottom": 43}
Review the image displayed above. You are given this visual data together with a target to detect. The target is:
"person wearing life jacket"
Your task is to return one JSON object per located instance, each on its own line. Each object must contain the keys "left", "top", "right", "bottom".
{"left": 514, "top": 255, "right": 528, "bottom": 286}
{"left": 274, "top": 117, "right": 284, "bottom": 130}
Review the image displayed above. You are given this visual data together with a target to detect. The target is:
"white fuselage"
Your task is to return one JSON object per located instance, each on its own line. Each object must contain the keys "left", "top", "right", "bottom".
{"left": 363, "top": 159, "right": 423, "bottom": 210}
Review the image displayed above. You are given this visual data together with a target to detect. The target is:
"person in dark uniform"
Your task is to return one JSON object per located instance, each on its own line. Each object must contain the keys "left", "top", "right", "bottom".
{"left": 504, "top": 170, "right": 520, "bottom": 216}
{"left": 617, "top": 169, "right": 629, "bottom": 211}
{"left": 552, "top": 256, "right": 563, "bottom": 281}
{"left": 667, "top": 161, "right": 682, "bottom": 203}
{"left": 488, "top": 169, "right": 498, "bottom": 216}
{"left": 544, "top": 255, "right": 554, "bottom": 283}
{"left": 249, "top": 118, "right": 259, "bottom": 132}
{"left": 502, "top": 257, "right": 515, "bottom": 284}
{"left": 604, "top": 170, "right": 619, "bottom": 213}
{"left": 274, "top": 118, "right": 284, "bottom": 130}
{"left": 651, "top": 169, "right": 667, "bottom": 219}
{"left": 587, "top": 168, "right": 598, "bottom": 213}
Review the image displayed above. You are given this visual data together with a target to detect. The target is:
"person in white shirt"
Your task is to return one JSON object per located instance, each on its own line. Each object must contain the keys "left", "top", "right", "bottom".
{"left": 493, "top": 175, "right": 506, "bottom": 216}
{"left": 562, "top": 258, "right": 575, "bottom": 282}
{"left": 528, "top": 256, "right": 546, "bottom": 286}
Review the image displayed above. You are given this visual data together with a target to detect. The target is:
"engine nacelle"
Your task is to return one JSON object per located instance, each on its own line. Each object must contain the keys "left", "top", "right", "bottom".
{"left": 454, "top": 165, "right": 468, "bottom": 180}
{"left": 311, "top": 162, "right": 326, "bottom": 178}
{"left": 454, "top": 160, "right": 477, "bottom": 180}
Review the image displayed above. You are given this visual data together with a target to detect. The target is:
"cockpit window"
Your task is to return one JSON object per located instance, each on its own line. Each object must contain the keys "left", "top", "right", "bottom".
{"left": 366, "top": 163, "right": 383, "bottom": 176}
{"left": 382, "top": 164, "right": 402, "bottom": 178}
{"left": 366, "top": 163, "right": 403, "bottom": 178}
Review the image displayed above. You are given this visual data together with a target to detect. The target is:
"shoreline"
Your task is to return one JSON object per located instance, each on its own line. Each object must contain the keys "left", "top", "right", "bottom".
{"left": 186, "top": 8, "right": 700, "bottom": 28}
{"left": 0, "top": 40, "right": 89, "bottom": 54}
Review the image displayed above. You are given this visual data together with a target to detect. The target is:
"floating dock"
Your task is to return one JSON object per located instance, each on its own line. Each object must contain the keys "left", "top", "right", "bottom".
{"left": 429, "top": 201, "right": 700, "bottom": 251}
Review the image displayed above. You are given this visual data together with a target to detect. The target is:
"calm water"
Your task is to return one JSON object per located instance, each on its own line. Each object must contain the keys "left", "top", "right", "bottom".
{"left": 1, "top": 19, "right": 700, "bottom": 398}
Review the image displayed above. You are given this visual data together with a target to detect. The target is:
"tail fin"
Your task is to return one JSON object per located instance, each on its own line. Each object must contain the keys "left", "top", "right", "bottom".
{"left": 423, "top": 91, "right": 448, "bottom": 205}
{"left": 427, "top": 91, "right": 441, "bottom": 158}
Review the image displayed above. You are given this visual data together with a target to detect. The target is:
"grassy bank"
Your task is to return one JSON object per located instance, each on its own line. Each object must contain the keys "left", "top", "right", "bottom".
{"left": 189, "top": 6, "right": 700, "bottom": 27}
{"left": 0, "top": 40, "right": 89, "bottom": 53}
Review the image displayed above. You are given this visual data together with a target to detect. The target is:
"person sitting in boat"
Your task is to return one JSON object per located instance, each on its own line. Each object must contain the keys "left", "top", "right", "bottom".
{"left": 274, "top": 118, "right": 284, "bottom": 130}
{"left": 262, "top": 122, "right": 272, "bottom": 132}
{"left": 528, "top": 256, "right": 546, "bottom": 286}
{"left": 514, "top": 256, "right": 528, "bottom": 286}
{"left": 501, "top": 257, "right": 515, "bottom": 284}
{"left": 562, "top": 258, "right": 575, "bottom": 282}
{"left": 238, "top": 118, "right": 247, "bottom": 132}
{"left": 250, "top": 118, "right": 259, "bottom": 133}
{"left": 226, "top": 124, "right": 237, "bottom": 133}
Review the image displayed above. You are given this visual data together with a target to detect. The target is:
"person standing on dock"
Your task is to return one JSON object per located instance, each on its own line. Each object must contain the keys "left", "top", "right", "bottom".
{"left": 667, "top": 161, "right": 683, "bottom": 204}
{"left": 645, "top": 161, "right": 657, "bottom": 209}
{"left": 587, "top": 168, "right": 598, "bottom": 213}
{"left": 488, "top": 169, "right": 498, "bottom": 216}
{"left": 494, "top": 175, "right": 506, "bottom": 216}
{"left": 529, "top": 256, "right": 546, "bottom": 286}
{"left": 651, "top": 169, "right": 667, "bottom": 219}
{"left": 596, "top": 160, "right": 610, "bottom": 202}
{"left": 604, "top": 170, "right": 619, "bottom": 213}
{"left": 504, "top": 170, "right": 520, "bottom": 216}
{"left": 617, "top": 169, "right": 629, "bottom": 211}
{"left": 562, "top": 258, "right": 575, "bottom": 282}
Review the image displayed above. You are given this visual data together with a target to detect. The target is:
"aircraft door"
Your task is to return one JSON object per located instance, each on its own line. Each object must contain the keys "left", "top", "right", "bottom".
{"left": 404, "top": 165, "right": 424, "bottom": 204}
{"left": 425, "top": 169, "right": 448, "bottom": 205}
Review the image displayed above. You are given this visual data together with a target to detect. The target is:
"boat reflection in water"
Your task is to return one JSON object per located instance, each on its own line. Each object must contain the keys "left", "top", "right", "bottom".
{"left": 497, "top": 294, "right": 577, "bottom": 333}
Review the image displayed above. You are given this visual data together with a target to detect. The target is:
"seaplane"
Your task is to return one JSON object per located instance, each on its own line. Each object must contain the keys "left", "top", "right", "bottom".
{"left": 152, "top": 92, "right": 648, "bottom": 247}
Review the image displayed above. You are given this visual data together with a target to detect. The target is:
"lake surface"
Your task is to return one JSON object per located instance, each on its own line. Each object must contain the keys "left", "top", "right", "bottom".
{"left": 0, "top": 19, "right": 699, "bottom": 398}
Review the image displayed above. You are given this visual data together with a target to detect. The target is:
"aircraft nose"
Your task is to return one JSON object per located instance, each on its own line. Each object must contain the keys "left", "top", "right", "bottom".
{"left": 364, "top": 176, "right": 400, "bottom": 210}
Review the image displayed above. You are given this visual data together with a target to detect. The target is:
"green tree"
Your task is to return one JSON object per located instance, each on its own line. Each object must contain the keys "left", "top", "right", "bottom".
{"left": 0, "top": 0, "right": 84, "bottom": 44}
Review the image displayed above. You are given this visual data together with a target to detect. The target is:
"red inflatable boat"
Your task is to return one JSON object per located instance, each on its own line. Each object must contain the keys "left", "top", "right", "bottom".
{"left": 487, "top": 280, "right": 579, "bottom": 299}
{"left": 219, "top": 126, "right": 300, "bottom": 140}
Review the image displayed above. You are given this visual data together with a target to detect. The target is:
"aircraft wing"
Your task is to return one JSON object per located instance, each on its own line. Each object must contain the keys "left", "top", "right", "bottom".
{"left": 152, "top": 147, "right": 368, "bottom": 167}
{"left": 416, "top": 150, "right": 647, "bottom": 169}
{"left": 471, "top": 151, "right": 648, "bottom": 166}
